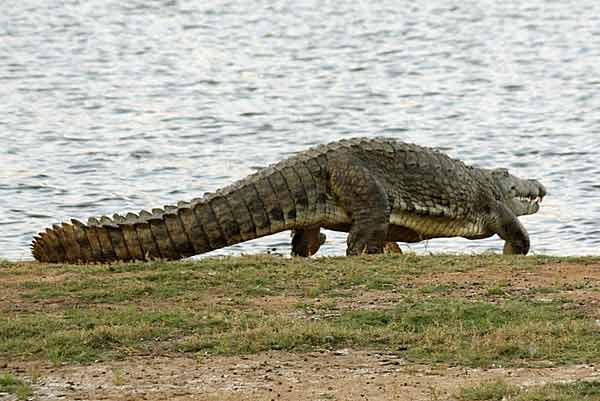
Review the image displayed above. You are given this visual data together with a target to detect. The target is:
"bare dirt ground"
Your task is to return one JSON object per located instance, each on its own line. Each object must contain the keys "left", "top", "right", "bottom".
{"left": 4, "top": 351, "right": 600, "bottom": 401}
{"left": 2, "top": 259, "right": 600, "bottom": 401}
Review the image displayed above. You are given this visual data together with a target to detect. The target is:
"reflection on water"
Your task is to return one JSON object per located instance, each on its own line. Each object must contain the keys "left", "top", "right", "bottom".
{"left": 1, "top": 1, "right": 599, "bottom": 260}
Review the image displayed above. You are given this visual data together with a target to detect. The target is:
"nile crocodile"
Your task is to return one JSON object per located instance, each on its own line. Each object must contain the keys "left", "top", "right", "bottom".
{"left": 31, "top": 137, "right": 546, "bottom": 263}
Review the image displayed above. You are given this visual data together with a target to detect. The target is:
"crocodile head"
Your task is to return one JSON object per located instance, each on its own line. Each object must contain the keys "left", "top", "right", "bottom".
{"left": 489, "top": 168, "right": 546, "bottom": 216}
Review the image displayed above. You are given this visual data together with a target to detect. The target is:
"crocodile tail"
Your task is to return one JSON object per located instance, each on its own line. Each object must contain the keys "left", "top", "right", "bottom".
{"left": 30, "top": 210, "right": 198, "bottom": 263}
{"left": 30, "top": 174, "right": 298, "bottom": 263}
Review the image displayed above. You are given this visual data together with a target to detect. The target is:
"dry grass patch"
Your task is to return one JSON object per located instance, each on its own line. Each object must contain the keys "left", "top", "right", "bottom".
{"left": 457, "top": 379, "right": 600, "bottom": 401}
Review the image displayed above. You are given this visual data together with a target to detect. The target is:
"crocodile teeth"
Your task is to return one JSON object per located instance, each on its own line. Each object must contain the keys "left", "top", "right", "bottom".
{"left": 518, "top": 195, "right": 542, "bottom": 204}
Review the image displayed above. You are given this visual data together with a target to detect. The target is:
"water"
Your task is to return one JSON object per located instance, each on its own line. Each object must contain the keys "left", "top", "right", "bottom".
{"left": 1, "top": 0, "right": 599, "bottom": 261}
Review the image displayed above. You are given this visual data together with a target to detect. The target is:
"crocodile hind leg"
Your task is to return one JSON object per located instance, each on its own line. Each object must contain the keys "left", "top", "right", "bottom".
{"left": 291, "top": 227, "right": 326, "bottom": 256}
{"left": 490, "top": 201, "right": 530, "bottom": 255}
{"left": 329, "top": 161, "right": 390, "bottom": 255}
{"left": 384, "top": 242, "right": 403, "bottom": 254}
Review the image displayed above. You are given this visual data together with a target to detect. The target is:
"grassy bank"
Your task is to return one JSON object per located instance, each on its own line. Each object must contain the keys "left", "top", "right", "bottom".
{"left": 1, "top": 254, "right": 599, "bottom": 368}
{"left": 457, "top": 379, "right": 600, "bottom": 401}
{"left": 0, "top": 372, "right": 33, "bottom": 400}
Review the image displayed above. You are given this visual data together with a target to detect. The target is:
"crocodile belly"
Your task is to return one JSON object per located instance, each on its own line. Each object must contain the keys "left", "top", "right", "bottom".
{"left": 389, "top": 210, "right": 488, "bottom": 239}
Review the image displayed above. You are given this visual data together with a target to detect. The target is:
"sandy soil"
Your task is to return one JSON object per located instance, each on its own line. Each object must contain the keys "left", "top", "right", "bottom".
{"left": 3, "top": 351, "right": 599, "bottom": 401}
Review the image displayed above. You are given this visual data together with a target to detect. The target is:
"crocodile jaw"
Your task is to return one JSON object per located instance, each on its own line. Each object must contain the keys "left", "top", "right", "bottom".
{"left": 510, "top": 194, "right": 543, "bottom": 215}
{"left": 489, "top": 168, "right": 546, "bottom": 217}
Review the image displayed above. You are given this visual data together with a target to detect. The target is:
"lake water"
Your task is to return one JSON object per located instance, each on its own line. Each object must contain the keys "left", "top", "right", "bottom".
{"left": 2, "top": 0, "right": 599, "bottom": 261}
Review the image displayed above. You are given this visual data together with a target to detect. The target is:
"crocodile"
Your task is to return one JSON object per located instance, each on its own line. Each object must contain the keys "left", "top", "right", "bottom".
{"left": 31, "top": 137, "right": 546, "bottom": 263}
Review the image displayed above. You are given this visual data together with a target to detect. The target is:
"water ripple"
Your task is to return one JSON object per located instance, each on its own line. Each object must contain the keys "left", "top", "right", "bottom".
{"left": 1, "top": 0, "right": 600, "bottom": 260}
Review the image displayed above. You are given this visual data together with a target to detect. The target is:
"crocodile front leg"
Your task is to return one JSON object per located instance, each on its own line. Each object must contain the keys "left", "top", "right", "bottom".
{"left": 490, "top": 201, "right": 531, "bottom": 255}
{"left": 329, "top": 160, "right": 390, "bottom": 255}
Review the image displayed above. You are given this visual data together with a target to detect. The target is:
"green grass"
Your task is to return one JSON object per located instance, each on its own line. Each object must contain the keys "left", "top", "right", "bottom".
{"left": 1, "top": 255, "right": 599, "bottom": 366}
{"left": 458, "top": 379, "right": 520, "bottom": 400}
{"left": 457, "top": 379, "right": 600, "bottom": 401}
{"left": 7, "top": 298, "right": 597, "bottom": 365}
{"left": 7, "top": 254, "right": 587, "bottom": 304}
{"left": 0, "top": 373, "right": 33, "bottom": 400}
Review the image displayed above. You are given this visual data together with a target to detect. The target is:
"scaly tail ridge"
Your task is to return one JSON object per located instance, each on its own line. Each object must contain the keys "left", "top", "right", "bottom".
{"left": 30, "top": 174, "right": 299, "bottom": 263}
